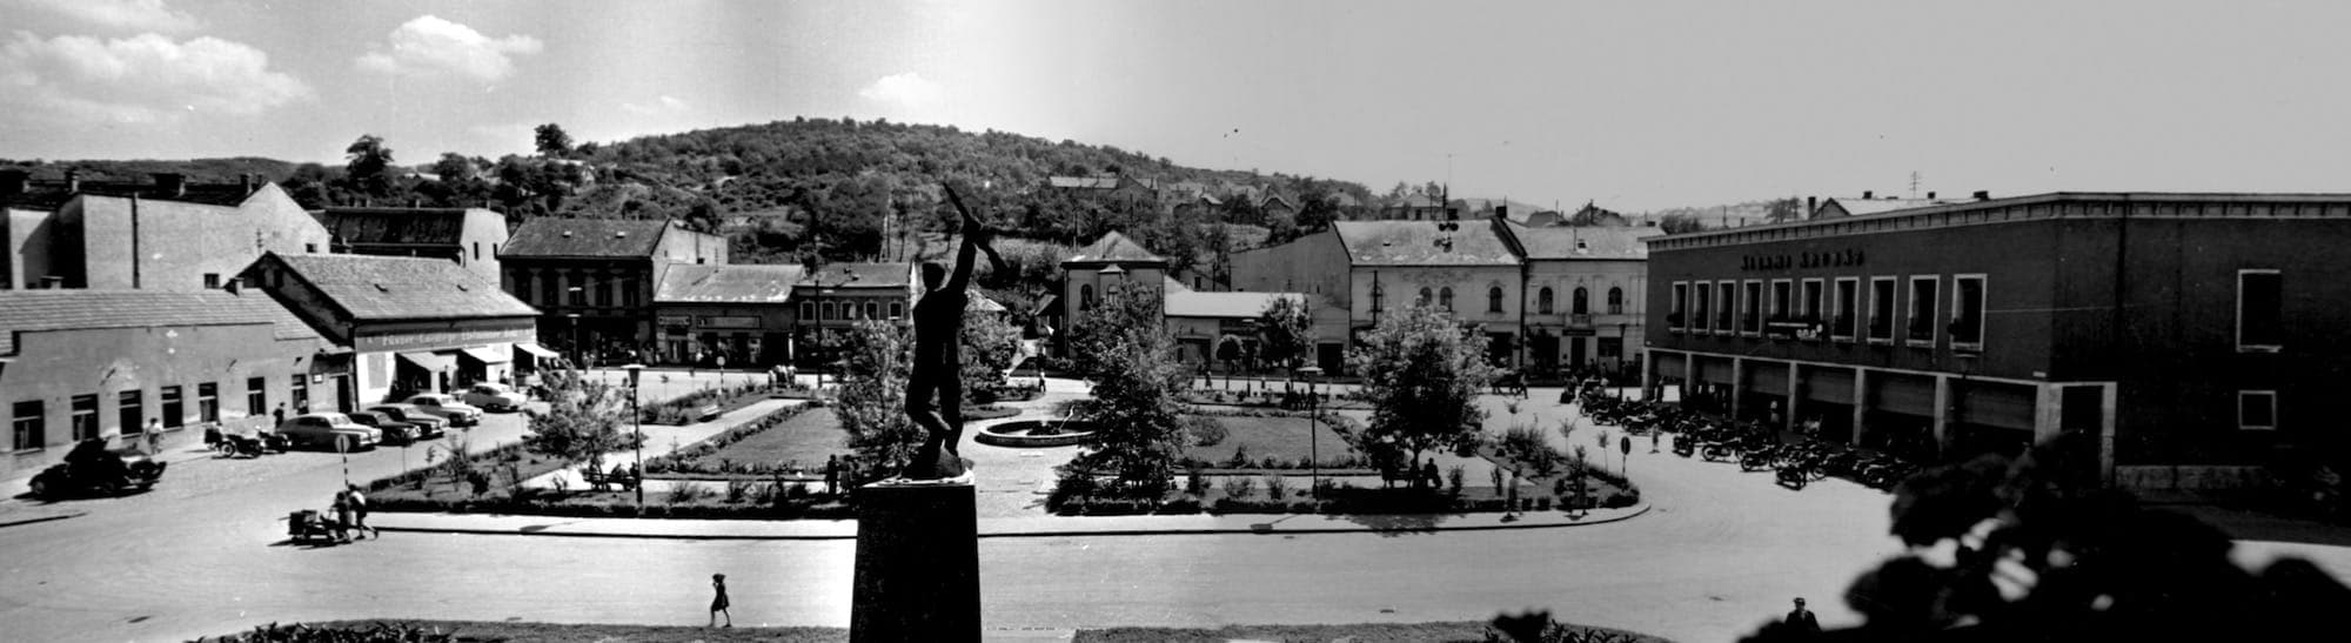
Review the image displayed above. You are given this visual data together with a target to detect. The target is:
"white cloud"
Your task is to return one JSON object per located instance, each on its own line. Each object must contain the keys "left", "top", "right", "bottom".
{"left": 355, "top": 15, "right": 542, "bottom": 82}
{"left": 860, "top": 72, "right": 944, "bottom": 109}
{"left": 22, "top": 0, "right": 201, "bottom": 33}
{"left": 0, "top": 31, "right": 309, "bottom": 124}
{"left": 622, "top": 94, "right": 689, "bottom": 115}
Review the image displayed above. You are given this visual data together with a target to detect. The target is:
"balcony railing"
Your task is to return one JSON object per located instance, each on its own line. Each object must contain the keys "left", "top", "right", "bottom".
{"left": 1568, "top": 313, "right": 1595, "bottom": 329}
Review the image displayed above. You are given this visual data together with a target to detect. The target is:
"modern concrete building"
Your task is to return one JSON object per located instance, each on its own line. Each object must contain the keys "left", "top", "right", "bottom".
{"left": 314, "top": 207, "right": 511, "bottom": 282}
{"left": 1, "top": 290, "right": 329, "bottom": 478}
{"left": 245, "top": 253, "right": 541, "bottom": 405}
{"left": 1644, "top": 192, "right": 2351, "bottom": 492}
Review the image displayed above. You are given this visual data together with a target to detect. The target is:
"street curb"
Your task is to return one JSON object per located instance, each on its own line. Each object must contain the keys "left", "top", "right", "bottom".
{"left": 0, "top": 511, "right": 85, "bottom": 530}
{"left": 370, "top": 502, "right": 1650, "bottom": 541}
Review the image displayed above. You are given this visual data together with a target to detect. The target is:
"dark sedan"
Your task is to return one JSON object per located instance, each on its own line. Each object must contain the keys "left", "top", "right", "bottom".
{"left": 345, "top": 410, "right": 422, "bottom": 445}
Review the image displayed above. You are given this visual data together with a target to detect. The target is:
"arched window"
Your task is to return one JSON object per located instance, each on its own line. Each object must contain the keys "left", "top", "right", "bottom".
{"left": 1080, "top": 285, "right": 1096, "bottom": 310}
{"left": 1607, "top": 287, "right": 1625, "bottom": 315}
{"left": 1573, "top": 287, "right": 1590, "bottom": 315}
{"left": 1439, "top": 287, "right": 1454, "bottom": 311}
{"left": 1417, "top": 287, "right": 1433, "bottom": 306}
{"left": 1538, "top": 287, "right": 1555, "bottom": 315}
{"left": 1487, "top": 286, "right": 1503, "bottom": 313}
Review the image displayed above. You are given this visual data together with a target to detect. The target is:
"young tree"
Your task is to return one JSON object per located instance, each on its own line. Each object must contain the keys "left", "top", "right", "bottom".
{"left": 1066, "top": 283, "right": 1191, "bottom": 492}
{"left": 1347, "top": 303, "right": 1501, "bottom": 478}
{"left": 959, "top": 307, "right": 1021, "bottom": 404}
{"left": 833, "top": 319, "right": 925, "bottom": 471}
{"left": 1256, "top": 295, "right": 1315, "bottom": 390}
{"left": 520, "top": 367, "right": 632, "bottom": 472}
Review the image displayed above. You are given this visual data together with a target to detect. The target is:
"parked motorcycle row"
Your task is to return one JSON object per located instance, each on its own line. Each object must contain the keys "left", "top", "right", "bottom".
{"left": 207, "top": 426, "right": 292, "bottom": 458}
{"left": 1575, "top": 390, "right": 1920, "bottom": 492}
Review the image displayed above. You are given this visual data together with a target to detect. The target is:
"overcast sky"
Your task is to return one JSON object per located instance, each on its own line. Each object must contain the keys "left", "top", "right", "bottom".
{"left": 5, "top": 0, "right": 2350, "bottom": 211}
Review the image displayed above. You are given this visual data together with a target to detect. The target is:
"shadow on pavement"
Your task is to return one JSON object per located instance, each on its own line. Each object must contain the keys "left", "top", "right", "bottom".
{"left": 1334, "top": 512, "right": 1452, "bottom": 537}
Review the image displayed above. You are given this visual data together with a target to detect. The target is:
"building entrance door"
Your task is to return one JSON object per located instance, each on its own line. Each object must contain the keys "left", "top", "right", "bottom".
{"left": 1569, "top": 337, "right": 1587, "bottom": 367}
{"left": 1532, "top": 335, "right": 1559, "bottom": 375}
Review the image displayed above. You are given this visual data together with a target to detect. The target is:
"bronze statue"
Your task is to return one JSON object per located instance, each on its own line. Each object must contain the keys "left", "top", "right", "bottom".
{"left": 899, "top": 185, "right": 1001, "bottom": 480}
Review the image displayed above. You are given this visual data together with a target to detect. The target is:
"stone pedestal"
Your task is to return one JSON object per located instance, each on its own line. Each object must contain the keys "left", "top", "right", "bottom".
{"left": 851, "top": 470, "right": 979, "bottom": 643}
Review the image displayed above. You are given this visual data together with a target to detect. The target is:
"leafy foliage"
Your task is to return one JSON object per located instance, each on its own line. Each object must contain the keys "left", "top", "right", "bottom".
{"left": 1346, "top": 303, "right": 1500, "bottom": 468}
{"left": 519, "top": 367, "right": 632, "bottom": 470}
{"left": 959, "top": 308, "right": 1021, "bottom": 403}
{"left": 831, "top": 319, "right": 924, "bottom": 471}
{"left": 1066, "top": 284, "right": 1192, "bottom": 491}
{"left": 1255, "top": 294, "right": 1316, "bottom": 375}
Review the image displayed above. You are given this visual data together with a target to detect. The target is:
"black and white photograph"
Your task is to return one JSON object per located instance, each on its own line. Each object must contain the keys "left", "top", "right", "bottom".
{"left": 4, "top": 1, "right": 2351, "bottom": 641}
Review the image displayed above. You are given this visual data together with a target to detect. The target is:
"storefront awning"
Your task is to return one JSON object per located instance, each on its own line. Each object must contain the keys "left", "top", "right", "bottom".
{"left": 514, "top": 343, "right": 559, "bottom": 359}
{"left": 397, "top": 350, "right": 458, "bottom": 373}
{"left": 460, "top": 345, "right": 511, "bottom": 364}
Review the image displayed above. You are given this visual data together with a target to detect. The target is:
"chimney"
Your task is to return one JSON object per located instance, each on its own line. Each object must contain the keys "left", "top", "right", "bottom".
{"left": 152, "top": 173, "right": 185, "bottom": 197}
{"left": 1495, "top": 204, "right": 1509, "bottom": 220}
{"left": 1973, "top": 190, "right": 1991, "bottom": 201}
{"left": 1926, "top": 191, "right": 1936, "bottom": 200}
{"left": 1805, "top": 196, "right": 1816, "bottom": 216}
{"left": 65, "top": 169, "right": 81, "bottom": 193}
{"left": 1862, "top": 190, "right": 1873, "bottom": 200}
{"left": 0, "top": 169, "right": 25, "bottom": 196}
{"left": 240, "top": 173, "right": 255, "bottom": 194}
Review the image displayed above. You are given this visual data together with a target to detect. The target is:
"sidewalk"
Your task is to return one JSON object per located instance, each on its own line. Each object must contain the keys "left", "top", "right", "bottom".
{"left": 367, "top": 501, "right": 1648, "bottom": 540}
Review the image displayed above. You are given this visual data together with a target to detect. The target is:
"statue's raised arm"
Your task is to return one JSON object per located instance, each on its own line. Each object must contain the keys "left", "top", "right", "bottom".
{"left": 942, "top": 184, "right": 1006, "bottom": 291}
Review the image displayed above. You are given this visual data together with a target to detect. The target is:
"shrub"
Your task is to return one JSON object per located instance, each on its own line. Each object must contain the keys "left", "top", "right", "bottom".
{"left": 1185, "top": 466, "right": 1208, "bottom": 495}
{"left": 213, "top": 621, "right": 457, "bottom": 642}
{"left": 725, "top": 478, "right": 753, "bottom": 503}
{"left": 1449, "top": 465, "right": 1467, "bottom": 495}
{"left": 666, "top": 482, "right": 706, "bottom": 505}
{"left": 1159, "top": 496, "right": 1203, "bottom": 514}
{"left": 1222, "top": 476, "right": 1257, "bottom": 499}
{"left": 1601, "top": 490, "right": 1639, "bottom": 509}
{"left": 1265, "top": 474, "right": 1289, "bottom": 500}
{"left": 1536, "top": 496, "right": 1552, "bottom": 511}
{"left": 1225, "top": 445, "right": 1251, "bottom": 469}
{"left": 1185, "top": 416, "right": 1228, "bottom": 447}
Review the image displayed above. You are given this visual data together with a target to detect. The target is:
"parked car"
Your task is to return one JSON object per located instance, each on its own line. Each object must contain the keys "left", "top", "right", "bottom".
{"left": 29, "top": 439, "right": 166, "bottom": 498}
{"left": 364, "top": 404, "right": 448, "bottom": 439}
{"left": 401, "top": 394, "right": 483, "bottom": 426}
{"left": 275, "top": 412, "right": 382, "bottom": 452}
{"left": 345, "top": 410, "right": 421, "bottom": 445}
{"left": 461, "top": 382, "right": 528, "bottom": 412}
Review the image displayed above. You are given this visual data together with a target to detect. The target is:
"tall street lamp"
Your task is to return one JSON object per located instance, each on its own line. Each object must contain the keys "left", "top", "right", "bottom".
{"left": 566, "top": 313, "right": 583, "bottom": 369}
{"left": 1299, "top": 365, "right": 1324, "bottom": 500}
{"left": 624, "top": 363, "right": 646, "bottom": 505}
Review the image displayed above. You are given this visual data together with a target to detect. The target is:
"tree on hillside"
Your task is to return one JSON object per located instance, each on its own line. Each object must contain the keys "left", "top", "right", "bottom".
{"left": 960, "top": 308, "right": 1022, "bottom": 404}
{"left": 1764, "top": 197, "right": 1803, "bottom": 223}
{"left": 1347, "top": 303, "right": 1500, "bottom": 481}
{"left": 535, "top": 123, "right": 573, "bottom": 158}
{"left": 343, "top": 134, "right": 394, "bottom": 201}
{"left": 833, "top": 318, "right": 925, "bottom": 471}
{"left": 1257, "top": 295, "right": 1316, "bottom": 387}
{"left": 521, "top": 366, "right": 636, "bottom": 475}
{"left": 1658, "top": 214, "right": 1708, "bottom": 234}
{"left": 1065, "top": 283, "right": 1191, "bottom": 492}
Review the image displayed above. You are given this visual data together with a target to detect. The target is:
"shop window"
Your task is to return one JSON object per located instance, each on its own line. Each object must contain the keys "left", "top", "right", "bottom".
{"left": 1669, "top": 282, "right": 1689, "bottom": 331}
{"left": 197, "top": 383, "right": 219, "bottom": 423}
{"left": 70, "top": 395, "right": 97, "bottom": 442}
{"left": 1741, "top": 280, "right": 1763, "bottom": 335}
{"left": 1715, "top": 281, "right": 1734, "bottom": 332}
{"left": 161, "top": 386, "right": 184, "bottom": 428}
{"left": 1487, "top": 286, "right": 1502, "bottom": 313}
{"left": 1607, "top": 287, "right": 1624, "bottom": 315}
{"left": 1538, "top": 287, "right": 1555, "bottom": 315}
{"left": 1907, "top": 276, "right": 1939, "bottom": 345}
{"left": 119, "top": 390, "right": 143, "bottom": 436}
{"left": 1572, "top": 287, "right": 1589, "bottom": 315}
{"left": 247, "top": 376, "right": 267, "bottom": 416}
{"left": 2239, "top": 391, "right": 2277, "bottom": 430}
{"left": 2238, "top": 270, "right": 2282, "bottom": 352}
{"left": 1868, "top": 277, "right": 1897, "bottom": 342}
{"left": 291, "top": 375, "right": 309, "bottom": 412}
{"left": 1952, "top": 275, "right": 1986, "bottom": 350}
{"left": 11, "top": 401, "right": 41, "bottom": 451}
{"left": 1834, "top": 278, "right": 1859, "bottom": 340}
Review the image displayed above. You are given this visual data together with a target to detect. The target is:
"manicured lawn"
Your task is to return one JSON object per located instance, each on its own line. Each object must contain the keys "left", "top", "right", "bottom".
{"left": 209, "top": 620, "right": 845, "bottom": 642}
{"left": 1181, "top": 414, "right": 1365, "bottom": 468}
{"left": 693, "top": 406, "right": 851, "bottom": 471}
{"left": 1075, "top": 621, "right": 1669, "bottom": 643}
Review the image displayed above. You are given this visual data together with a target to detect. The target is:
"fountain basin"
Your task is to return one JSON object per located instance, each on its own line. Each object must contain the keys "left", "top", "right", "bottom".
{"left": 974, "top": 420, "right": 1098, "bottom": 448}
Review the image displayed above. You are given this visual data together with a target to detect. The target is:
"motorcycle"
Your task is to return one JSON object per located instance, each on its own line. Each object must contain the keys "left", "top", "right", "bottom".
{"left": 213, "top": 430, "right": 289, "bottom": 458}
{"left": 29, "top": 441, "right": 166, "bottom": 498}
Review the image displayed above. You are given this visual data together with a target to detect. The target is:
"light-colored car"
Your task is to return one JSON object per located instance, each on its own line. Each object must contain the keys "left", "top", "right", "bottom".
{"left": 402, "top": 393, "right": 483, "bottom": 426}
{"left": 460, "top": 383, "right": 528, "bottom": 412}
{"left": 275, "top": 412, "right": 382, "bottom": 452}
{"left": 365, "top": 404, "right": 448, "bottom": 439}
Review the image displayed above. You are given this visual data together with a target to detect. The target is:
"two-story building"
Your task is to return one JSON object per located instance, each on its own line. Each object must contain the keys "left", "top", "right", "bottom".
{"left": 654, "top": 263, "right": 804, "bottom": 367}
{"left": 245, "top": 253, "right": 540, "bottom": 405}
{"left": 1057, "top": 232, "right": 1169, "bottom": 354}
{"left": 499, "top": 218, "right": 727, "bottom": 363}
{"left": 1644, "top": 192, "right": 2351, "bottom": 492}
{"left": 793, "top": 262, "right": 917, "bottom": 368}
{"left": 3, "top": 171, "right": 330, "bottom": 291}
{"left": 1232, "top": 220, "right": 1526, "bottom": 366}
{"left": 1504, "top": 222, "right": 1662, "bottom": 376}
{"left": 313, "top": 207, "right": 510, "bottom": 282}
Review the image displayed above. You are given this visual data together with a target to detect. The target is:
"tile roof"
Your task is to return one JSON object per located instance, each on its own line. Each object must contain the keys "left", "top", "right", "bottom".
{"left": 798, "top": 262, "right": 911, "bottom": 288}
{"left": 1333, "top": 220, "right": 1518, "bottom": 266}
{"left": 1504, "top": 222, "right": 1663, "bottom": 260}
{"left": 502, "top": 218, "right": 672, "bottom": 258}
{"left": 655, "top": 263, "right": 805, "bottom": 304}
{"left": 1164, "top": 291, "right": 1306, "bottom": 319}
{"left": 2, "top": 186, "right": 255, "bottom": 212}
{"left": 0, "top": 289, "right": 318, "bottom": 355}
{"left": 273, "top": 254, "right": 538, "bottom": 321}
{"left": 1064, "top": 231, "right": 1166, "bottom": 265}
{"left": 316, "top": 208, "right": 480, "bottom": 246}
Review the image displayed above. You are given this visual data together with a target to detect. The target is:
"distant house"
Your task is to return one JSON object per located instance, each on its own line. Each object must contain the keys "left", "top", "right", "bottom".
{"left": 314, "top": 207, "right": 510, "bottom": 282}
{"left": 1258, "top": 193, "right": 1299, "bottom": 220}
{"left": 2, "top": 170, "right": 330, "bottom": 291}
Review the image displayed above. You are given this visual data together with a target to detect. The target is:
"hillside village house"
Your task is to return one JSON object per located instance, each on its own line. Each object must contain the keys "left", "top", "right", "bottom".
{"left": 313, "top": 207, "right": 510, "bottom": 283}
{"left": 3, "top": 171, "right": 331, "bottom": 291}
{"left": 1, "top": 290, "right": 330, "bottom": 479}
{"left": 499, "top": 218, "right": 727, "bottom": 365}
{"left": 245, "top": 253, "right": 540, "bottom": 405}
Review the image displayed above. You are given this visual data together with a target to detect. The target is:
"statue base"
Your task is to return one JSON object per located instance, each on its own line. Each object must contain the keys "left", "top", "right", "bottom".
{"left": 850, "top": 469, "right": 979, "bottom": 643}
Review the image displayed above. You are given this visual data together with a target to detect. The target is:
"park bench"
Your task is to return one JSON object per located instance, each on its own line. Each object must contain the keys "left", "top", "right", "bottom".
{"left": 581, "top": 465, "right": 639, "bottom": 492}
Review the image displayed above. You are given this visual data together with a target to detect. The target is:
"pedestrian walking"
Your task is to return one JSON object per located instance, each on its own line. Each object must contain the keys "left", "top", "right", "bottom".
{"left": 345, "top": 483, "right": 379, "bottom": 539}
{"left": 1422, "top": 459, "right": 1439, "bottom": 489}
{"left": 825, "top": 455, "right": 841, "bottom": 496}
{"left": 1784, "top": 597, "right": 1820, "bottom": 637}
{"left": 271, "top": 403, "right": 287, "bottom": 429}
{"left": 709, "top": 573, "right": 733, "bottom": 627}
{"left": 330, "top": 491, "right": 355, "bottom": 544}
{"left": 1650, "top": 429, "right": 1660, "bottom": 454}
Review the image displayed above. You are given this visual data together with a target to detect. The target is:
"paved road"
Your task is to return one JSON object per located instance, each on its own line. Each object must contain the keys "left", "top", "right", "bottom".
{"left": 6, "top": 381, "right": 2349, "bottom": 643}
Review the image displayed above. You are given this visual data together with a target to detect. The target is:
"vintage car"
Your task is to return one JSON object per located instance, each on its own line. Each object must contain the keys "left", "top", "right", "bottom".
{"left": 401, "top": 394, "right": 484, "bottom": 427}
{"left": 364, "top": 404, "right": 448, "bottom": 439}
{"left": 344, "top": 410, "right": 422, "bottom": 445}
{"left": 274, "top": 412, "right": 382, "bottom": 452}
{"left": 460, "top": 382, "right": 528, "bottom": 412}
{"left": 28, "top": 440, "right": 166, "bottom": 498}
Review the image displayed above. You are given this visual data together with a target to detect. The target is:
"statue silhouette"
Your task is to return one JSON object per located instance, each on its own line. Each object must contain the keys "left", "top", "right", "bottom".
{"left": 899, "top": 185, "right": 1000, "bottom": 480}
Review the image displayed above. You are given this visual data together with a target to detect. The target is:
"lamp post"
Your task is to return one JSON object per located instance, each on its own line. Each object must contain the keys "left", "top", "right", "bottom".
{"left": 624, "top": 363, "right": 645, "bottom": 505}
{"left": 566, "top": 313, "right": 582, "bottom": 369}
{"left": 1299, "top": 365, "right": 1324, "bottom": 500}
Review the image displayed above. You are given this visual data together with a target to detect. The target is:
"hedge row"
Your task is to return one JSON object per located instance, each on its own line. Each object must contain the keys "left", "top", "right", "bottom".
{"left": 370, "top": 492, "right": 856, "bottom": 520}
{"left": 1048, "top": 488, "right": 1641, "bottom": 517}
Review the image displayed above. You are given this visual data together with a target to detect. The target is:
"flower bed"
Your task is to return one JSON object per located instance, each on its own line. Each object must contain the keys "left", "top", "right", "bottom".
{"left": 637, "top": 382, "right": 777, "bottom": 425}
{"left": 370, "top": 480, "right": 858, "bottom": 520}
